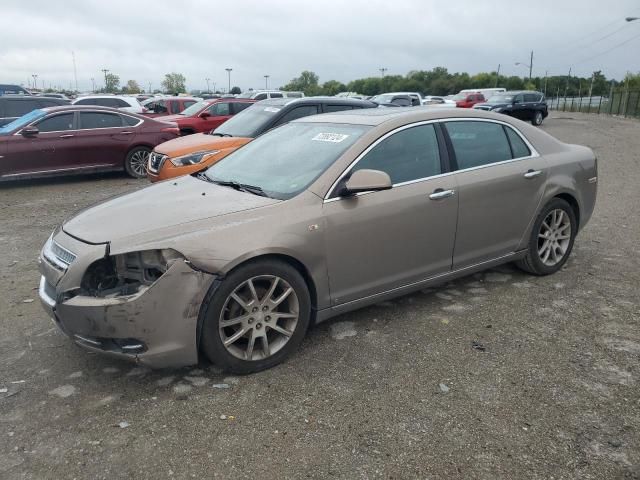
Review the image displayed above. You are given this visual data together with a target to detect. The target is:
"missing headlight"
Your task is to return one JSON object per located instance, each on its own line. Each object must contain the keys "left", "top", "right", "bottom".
{"left": 81, "top": 249, "right": 183, "bottom": 297}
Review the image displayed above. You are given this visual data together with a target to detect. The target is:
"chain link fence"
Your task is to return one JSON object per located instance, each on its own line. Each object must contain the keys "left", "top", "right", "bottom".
{"left": 547, "top": 91, "right": 640, "bottom": 118}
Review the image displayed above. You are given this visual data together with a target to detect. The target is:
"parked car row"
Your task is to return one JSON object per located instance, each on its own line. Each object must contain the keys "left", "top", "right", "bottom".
{"left": 37, "top": 106, "right": 598, "bottom": 373}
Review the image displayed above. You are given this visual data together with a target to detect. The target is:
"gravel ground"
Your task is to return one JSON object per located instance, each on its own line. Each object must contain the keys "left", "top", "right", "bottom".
{"left": 1, "top": 113, "right": 639, "bottom": 479}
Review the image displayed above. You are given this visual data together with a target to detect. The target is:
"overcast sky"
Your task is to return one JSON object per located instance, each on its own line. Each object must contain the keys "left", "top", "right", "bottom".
{"left": 1, "top": 0, "right": 639, "bottom": 92}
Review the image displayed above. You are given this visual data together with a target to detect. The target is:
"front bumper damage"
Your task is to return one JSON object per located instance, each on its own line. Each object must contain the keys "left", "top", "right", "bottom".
{"left": 38, "top": 229, "right": 215, "bottom": 368}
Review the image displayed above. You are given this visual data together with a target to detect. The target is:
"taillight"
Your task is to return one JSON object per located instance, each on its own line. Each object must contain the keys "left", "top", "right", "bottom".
{"left": 161, "top": 127, "right": 180, "bottom": 136}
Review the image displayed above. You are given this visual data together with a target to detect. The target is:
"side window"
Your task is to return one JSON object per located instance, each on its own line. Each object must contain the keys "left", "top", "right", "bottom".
{"left": 513, "top": 94, "right": 525, "bottom": 104}
{"left": 35, "top": 113, "right": 74, "bottom": 132}
{"left": 181, "top": 101, "right": 196, "bottom": 112}
{"left": 272, "top": 105, "right": 319, "bottom": 127}
{"left": 505, "top": 127, "right": 531, "bottom": 159}
{"left": 79, "top": 112, "right": 124, "bottom": 129}
{"left": 111, "top": 98, "right": 130, "bottom": 108}
{"left": 524, "top": 93, "right": 540, "bottom": 103}
{"left": 74, "top": 98, "right": 92, "bottom": 105}
{"left": 155, "top": 100, "right": 168, "bottom": 113}
{"left": 208, "top": 102, "right": 230, "bottom": 116}
{"left": 5, "top": 100, "right": 38, "bottom": 117}
{"left": 352, "top": 124, "right": 441, "bottom": 184}
{"left": 37, "top": 100, "right": 61, "bottom": 109}
{"left": 231, "top": 102, "right": 251, "bottom": 114}
{"left": 324, "top": 104, "right": 354, "bottom": 113}
{"left": 446, "top": 121, "right": 512, "bottom": 169}
{"left": 254, "top": 93, "right": 268, "bottom": 101}
{"left": 269, "top": 92, "right": 283, "bottom": 98}
{"left": 122, "top": 115, "right": 141, "bottom": 126}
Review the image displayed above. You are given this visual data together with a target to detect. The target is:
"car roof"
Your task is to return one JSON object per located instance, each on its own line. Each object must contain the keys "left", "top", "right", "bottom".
{"left": 258, "top": 96, "right": 376, "bottom": 108}
{"left": 0, "top": 95, "right": 66, "bottom": 102}
{"left": 295, "top": 105, "right": 526, "bottom": 126}
{"left": 37, "top": 105, "right": 142, "bottom": 115}
{"left": 504, "top": 90, "right": 544, "bottom": 95}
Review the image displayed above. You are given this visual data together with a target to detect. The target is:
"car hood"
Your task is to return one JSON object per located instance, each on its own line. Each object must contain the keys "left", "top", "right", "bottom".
{"left": 154, "top": 133, "right": 252, "bottom": 157}
{"left": 475, "top": 102, "right": 509, "bottom": 109}
{"left": 63, "top": 175, "right": 280, "bottom": 244}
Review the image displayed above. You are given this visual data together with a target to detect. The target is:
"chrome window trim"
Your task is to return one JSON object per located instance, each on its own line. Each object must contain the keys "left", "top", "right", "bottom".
{"left": 324, "top": 117, "right": 540, "bottom": 203}
{"left": 12, "top": 109, "right": 142, "bottom": 135}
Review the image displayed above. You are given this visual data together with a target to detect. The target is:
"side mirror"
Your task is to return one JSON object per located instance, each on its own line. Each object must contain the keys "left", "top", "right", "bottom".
{"left": 199, "top": 111, "right": 211, "bottom": 118}
{"left": 21, "top": 126, "right": 39, "bottom": 137}
{"left": 343, "top": 169, "right": 392, "bottom": 195}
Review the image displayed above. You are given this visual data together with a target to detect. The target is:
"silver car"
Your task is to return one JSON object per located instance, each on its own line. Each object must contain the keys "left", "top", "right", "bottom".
{"left": 38, "top": 108, "right": 598, "bottom": 373}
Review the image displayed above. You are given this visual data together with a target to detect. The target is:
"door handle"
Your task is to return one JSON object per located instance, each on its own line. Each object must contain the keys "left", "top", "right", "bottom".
{"left": 59, "top": 134, "right": 74, "bottom": 138}
{"left": 524, "top": 169, "right": 542, "bottom": 179}
{"left": 429, "top": 189, "right": 455, "bottom": 200}
{"left": 119, "top": 131, "right": 134, "bottom": 135}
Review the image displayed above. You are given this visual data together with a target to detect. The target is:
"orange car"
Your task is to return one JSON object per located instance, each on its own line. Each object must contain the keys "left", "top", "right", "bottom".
{"left": 147, "top": 97, "right": 378, "bottom": 182}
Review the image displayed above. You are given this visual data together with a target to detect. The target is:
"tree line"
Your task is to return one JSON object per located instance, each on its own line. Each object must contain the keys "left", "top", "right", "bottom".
{"left": 282, "top": 68, "right": 639, "bottom": 98}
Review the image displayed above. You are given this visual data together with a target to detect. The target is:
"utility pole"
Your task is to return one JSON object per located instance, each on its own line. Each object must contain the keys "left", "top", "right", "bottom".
{"left": 379, "top": 67, "right": 387, "bottom": 77}
{"left": 148, "top": 81, "right": 152, "bottom": 93}
{"left": 31, "top": 74, "right": 38, "bottom": 91}
{"left": 564, "top": 67, "right": 572, "bottom": 100}
{"left": 529, "top": 50, "right": 533, "bottom": 80}
{"left": 225, "top": 68, "right": 232, "bottom": 93}
{"left": 264, "top": 75, "right": 269, "bottom": 89}
{"left": 495, "top": 64, "right": 501, "bottom": 87}
{"left": 588, "top": 72, "right": 595, "bottom": 97}
{"left": 543, "top": 70, "right": 548, "bottom": 97}
{"left": 72, "top": 51, "right": 78, "bottom": 92}
{"left": 91, "top": 77, "right": 95, "bottom": 93}
{"left": 101, "top": 69, "right": 109, "bottom": 92}
{"left": 205, "top": 77, "right": 211, "bottom": 92}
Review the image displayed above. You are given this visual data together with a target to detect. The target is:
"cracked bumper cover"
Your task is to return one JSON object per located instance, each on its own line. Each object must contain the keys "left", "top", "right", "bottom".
{"left": 38, "top": 230, "right": 216, "bottom": 368}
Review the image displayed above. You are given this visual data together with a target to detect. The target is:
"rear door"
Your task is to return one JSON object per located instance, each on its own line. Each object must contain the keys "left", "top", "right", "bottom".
{"left": 443, "top": 120, "right": 547, "bottom": 269}
{"left": 510, "top": 93, "right": 527, "bottom": 120}
{"left": 75, "top": 111, "right": 136, "bottom": 167}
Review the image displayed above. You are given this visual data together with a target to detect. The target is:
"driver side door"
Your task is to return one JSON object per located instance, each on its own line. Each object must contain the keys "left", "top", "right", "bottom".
{"left": 202, "top": 102, "right": 232, "bottom": 131}
{"left": 323, "top": 123, "right": 458, "bottom": 306}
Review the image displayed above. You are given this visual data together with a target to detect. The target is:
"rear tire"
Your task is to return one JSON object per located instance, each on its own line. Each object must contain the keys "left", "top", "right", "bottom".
{"left": 200, "top": 259, "right": 311, "bottom": 374}
{"left": 124, "top": 146, "right": 151, "bottom": 178}
{"left": 516, "top": 198, "right": 577, "bottom": 275}
{"left": 532, "top": 110, "right": 544, "bottom": 126}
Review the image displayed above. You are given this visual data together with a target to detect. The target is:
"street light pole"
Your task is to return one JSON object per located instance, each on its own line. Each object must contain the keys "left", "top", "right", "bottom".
{"left": 32, "top": 74, "right": 38, "bottom": 91}
{"left": 91, "top": 77, "right": 95, "bottom": 93}
{"left": 529, "top": 50, "right": 533, "bottom": 80}
{"left": 379, "top": 67, "right": 387, "bottom": 77}
{"left": 495, "top": 63, "right": 501, "bottom": 88}
{"left": 225, "top": 68, "right": 232, "bottom": 93}
{"left": 205, "top": 77, "right": 211, "bottom": 92}
{"left": 264, "top": 75, "right": 269, "bottom": 89}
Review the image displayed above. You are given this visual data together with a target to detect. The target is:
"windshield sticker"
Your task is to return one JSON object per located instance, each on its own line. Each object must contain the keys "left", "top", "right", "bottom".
{"left": 264, "top": 107, "right": 281, "bottom": 113}
{"left": 311, "top": 133, "right": 350, "bottom": 143}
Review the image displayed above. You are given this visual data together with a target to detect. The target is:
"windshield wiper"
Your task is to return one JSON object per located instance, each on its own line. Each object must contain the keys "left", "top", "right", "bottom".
{"left": 210, "top": 178, "right": 269, "bottom": 197}
{"left": 209, "top": 132, "right": 233, "bottom": 137}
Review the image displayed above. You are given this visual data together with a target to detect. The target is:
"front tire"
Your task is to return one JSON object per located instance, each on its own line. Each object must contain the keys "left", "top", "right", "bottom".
{"left": 532, "top": 110, "right": 544, "bottom": 126}
{"left": 124, "top": 146, "right": 151, "bottom": 178}
{"left": 200, "top": 259, "right": 311, "bottom": 374}
{"left": 516, "top": 198, "right": 577, "bottom": 275}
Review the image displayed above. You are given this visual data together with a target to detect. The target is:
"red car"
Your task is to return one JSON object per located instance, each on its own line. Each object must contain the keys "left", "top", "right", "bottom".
{"left": 454, "top": 92, "right": 486, "bottom": 108}
{"left": 0, "top": 106, "right": 179, "bottom": 181}
{"left": 142, "top": 97, "right": 200, "bottom": 117}
{"left": 160, "top": 98, "right": 255, "bottom": 135}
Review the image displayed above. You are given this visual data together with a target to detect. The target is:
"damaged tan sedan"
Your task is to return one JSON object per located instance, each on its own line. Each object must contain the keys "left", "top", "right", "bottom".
{"left": 39, "top": 108, "right": 597, "bottom": 373}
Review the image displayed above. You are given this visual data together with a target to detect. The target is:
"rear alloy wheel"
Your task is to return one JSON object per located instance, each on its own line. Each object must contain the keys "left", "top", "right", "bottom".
{"left": 532, "top": 110, "right": 544, "bottom": 126}
{"left": 201, "top": 260, "right": 311, "bottom": 374}
{"left": 125, "top": 146, "right": 151, "bottom": 178}
{"left": 516, "top": 198, "right": 577, "bottom": 275}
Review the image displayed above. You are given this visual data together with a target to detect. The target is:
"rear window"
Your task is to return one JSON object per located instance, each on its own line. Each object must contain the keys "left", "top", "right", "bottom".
{"left": 79, "top": 112, "right": 124, "bottom": 129}
{"left": 524, "top": 93, "right": 541, "bottom": 103}
{"left": 445, "top": 121, "right": 512, "bottom": 170}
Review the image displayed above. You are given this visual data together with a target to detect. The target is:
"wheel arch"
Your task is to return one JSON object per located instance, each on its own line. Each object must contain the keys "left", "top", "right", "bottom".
{"left": 553, "top": 192, "right": 581, "bottom": 229}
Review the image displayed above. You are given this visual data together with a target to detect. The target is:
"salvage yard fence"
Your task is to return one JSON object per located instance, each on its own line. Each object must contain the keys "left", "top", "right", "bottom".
{"left": 547, "top": 90, "right": 640, "bottom": 118}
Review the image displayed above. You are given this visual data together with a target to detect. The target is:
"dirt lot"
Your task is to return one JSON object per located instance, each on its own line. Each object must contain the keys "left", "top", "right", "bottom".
{"left": 0, "top": 112, "right": 639, "bottom": 479}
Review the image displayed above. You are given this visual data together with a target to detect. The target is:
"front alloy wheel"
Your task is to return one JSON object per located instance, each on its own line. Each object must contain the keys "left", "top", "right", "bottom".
{"left": 532, "top": 110, "right": 544, "bottom": 126}
{"left": 201, "top": 260, "right": 311, "bottom": 373}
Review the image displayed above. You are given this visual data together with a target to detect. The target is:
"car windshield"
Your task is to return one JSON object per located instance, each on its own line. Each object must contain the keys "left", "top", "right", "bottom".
{"left": 370, "top": 94, "right": 395, "bottom": 104}
{"left": 452, "top": 93, "right": 470, "bottom": 100}
{"left": 204, "top": 122, "right": 370, "bottom": 199}
{"left": 212, "top": 103, "right": 282, "bottom": 137}
{"left": 486, "top": 94, "right": 514, "bottom": 103}
{"left": 236, "top": 91, "right": 255, "bottom": 98}
{"left": 179, "top": 100, "right": 207, "bottom": 116}
{"left": 0, "top": 109, "right": 46, "bottom": 135}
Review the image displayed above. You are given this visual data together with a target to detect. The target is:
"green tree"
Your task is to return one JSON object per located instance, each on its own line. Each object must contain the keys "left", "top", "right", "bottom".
{"left": 321, "top": 80, "right": 347, "bottom": 96}
{"left": 104, "top": 73, "right": 120, "bottom": 93}
{"left": 282, "top": 70, "right": 321, "bottom": 96}
{"left": 161, "top": 73, "right": 187, "bottom": 94}
{"left": 122, "top": 79, "right": 141, "bottom": 94}
{"left": 230, "top": 86, "right": 241, "bottom": 95}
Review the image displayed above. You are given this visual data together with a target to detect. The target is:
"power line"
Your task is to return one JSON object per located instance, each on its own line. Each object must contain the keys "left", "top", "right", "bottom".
{"left": 574, "top": 31, "right": 640, "bottom": 65}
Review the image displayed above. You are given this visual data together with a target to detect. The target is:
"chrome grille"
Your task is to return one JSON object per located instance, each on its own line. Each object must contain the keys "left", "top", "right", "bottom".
{"left": 43, "top": 237, "right": 76, "bottom": 269}
{"left": 148, "top": 152, "right": 167, "bottom": 173}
